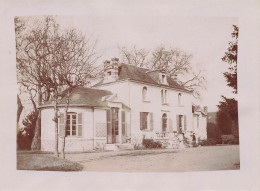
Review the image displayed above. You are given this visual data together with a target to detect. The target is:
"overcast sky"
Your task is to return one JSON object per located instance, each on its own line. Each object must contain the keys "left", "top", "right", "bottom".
{"left": 57, "top": 15, "right": 238, "bottom": 112}
{"left": 18, "top": 14, "right": 237, "bottom": 112}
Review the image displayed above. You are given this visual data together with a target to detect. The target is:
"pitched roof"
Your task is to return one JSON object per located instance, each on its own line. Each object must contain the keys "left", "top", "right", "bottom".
{"left": 94, "top": 64, "right": 188, "bottom": 91}
{"left": 40, "top": 87, "right": 112, "bottom": 108}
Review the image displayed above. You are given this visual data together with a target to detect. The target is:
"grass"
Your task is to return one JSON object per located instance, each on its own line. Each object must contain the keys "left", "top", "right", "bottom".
{"left": 17, "top": 152, "right": 83, "bottom": 171}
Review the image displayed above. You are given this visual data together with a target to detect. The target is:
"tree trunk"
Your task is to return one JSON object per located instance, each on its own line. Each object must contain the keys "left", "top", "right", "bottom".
{"left": 17, "top": 95, "right": 23, "bottom": 123}
{"left": 61, "top": 113, "right": 67, "bottom": 159}
{"left": 31, "top": 110, "right": 41, "bottom": 150}
{"left": 61, "top": 90, "right": 70, "bottom": 159}
{"left": 54, "top": 98, "right": 59, "bottom": 157}
{"left": 31, "top": 88, "right": 42, "bottom": 151}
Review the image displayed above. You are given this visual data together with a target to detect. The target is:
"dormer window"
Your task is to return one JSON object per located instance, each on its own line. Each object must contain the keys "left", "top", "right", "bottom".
{"left": 162, "top": 75, "right": 166, "bottom": 83}
{"left": 159, "top": 72, "right": 168, "bottom": 85}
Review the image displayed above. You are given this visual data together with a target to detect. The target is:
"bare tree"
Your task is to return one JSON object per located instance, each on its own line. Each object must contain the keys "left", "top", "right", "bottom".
{"left": 119, "top": 45, "right": 206, "bottom": 98}
{"left": 119, "top": 46, "right": 149, "bottom": 68}
{"left": 15, "top": 16, "right": 101, "bottom": 157}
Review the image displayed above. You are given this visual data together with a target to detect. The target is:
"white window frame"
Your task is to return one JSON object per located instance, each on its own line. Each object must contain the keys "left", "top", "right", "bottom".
{"left": 178, "top": 93, "right": 182, "bottom": 106}
{"left": 142, "top": 86, "right": 149, "bottom": 102}
{"left": 161, "top": 89, "right": 169, "bottom": 104}
{"left": 66, "top": 113, "right": 78, "bottom": 137}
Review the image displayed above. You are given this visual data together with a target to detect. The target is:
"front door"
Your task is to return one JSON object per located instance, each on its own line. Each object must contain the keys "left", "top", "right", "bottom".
{"left": 107, "top": 108, "right": 119, "bottom": 144}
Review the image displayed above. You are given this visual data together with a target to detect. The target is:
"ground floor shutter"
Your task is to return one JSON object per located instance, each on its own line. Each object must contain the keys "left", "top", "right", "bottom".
{"left": 140, "top": 112, "right": 143, "bottom": 130}
{"left": 168, "top": 118, "right": 173, "bottom": 132}
{"left": 184, "top": 115, "right": 187, "bottom": 131}
{"left": 78, "top": 113, "right": 83, "bottom": 136}
{"left": 176, "top": 115, "right": 179, "bottom": 132}
{"left": 149, "top": 112, "right": 153, "bottom": 131}
{"left": 122, "top": 111, "right": 126, "bottom": 135}
{"left": 59, "top": 113, "right": 65, "bottom": 137}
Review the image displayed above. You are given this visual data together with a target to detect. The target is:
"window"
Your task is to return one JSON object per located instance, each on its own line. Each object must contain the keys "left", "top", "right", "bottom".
{"left": 162, "top": 113, "right": 167, "bottom": 132}
{"left": 66, "top": 113, "right": 77, "bottom": 136}
{"left": 108, "top": 71, "right": 111, "bottom": 76}
{"left": 164, "top": 90, "right": 167, "bottom": 103}
{"left": 112, "top": 108, "right": 119, "bottom": 135}
{"left": 59, "top": 112, "right": 83, "bottom": 137}
{"left": 161, "top": 89, "right": 168, "bottom": 104}
{"left": 160, "top": 73, "right": 168, "bottom": 85}
{"left": 142, "top": 87, "right": 148, "bottom": 101}
{"left": 140, "top": 112, "right": 153, "bottom": 131}
{"left": 178, "top": 93, "right": 182, "bottom": 106}
{"left": 162, "top": 75, "right": 166, "bottom": 83}
{"left": 176, "top": 115, "right": 187, "bottom": 133}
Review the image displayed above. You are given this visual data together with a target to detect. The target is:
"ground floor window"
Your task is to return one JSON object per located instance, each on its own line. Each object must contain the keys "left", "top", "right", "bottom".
{"left": 162, "top": 113, "right": 167, "bottom": 131}
{"left": 176, "top": 115, "right": 187, "bottom": 133}
{"left": 66, "top": 113, "right": 77, "bottom": 136}
{"left": 59, "top": 112, "right": 83, "bottom": 137}
{"left": 140, "top": 112, "right": 153, "bottom": 131}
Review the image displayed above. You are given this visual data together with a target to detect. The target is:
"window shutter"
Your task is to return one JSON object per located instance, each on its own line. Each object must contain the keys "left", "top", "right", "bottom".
{"left": 78, "top": 113, "right": 83, "bottom": 136}
{"left": 122, "top": 111, "right": 126, "bottom": 135}
{"left": 176, "top": 115, "right": 179, "bottom": 133}
{"left": 168, "top": 118, "right": 173, "bottom": 132}
{"left": 59, "top": 113, "right": 65, "bottom": 137}
{"left": 149, "top": 112, "right": 153, "bottom": 131}
{"left": 140, "top": 112, "right": 143, "bottom": 130}
{"left": 161, "top": 90, "right": 164, "bottom": 104}
{"left": 184, "top": 115, "right": 187, "bottom": 131}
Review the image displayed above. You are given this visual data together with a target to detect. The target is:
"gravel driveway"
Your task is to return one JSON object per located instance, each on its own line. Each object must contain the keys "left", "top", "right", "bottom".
{"left": 66, "top": 145, "right": 240, "bottom": 172}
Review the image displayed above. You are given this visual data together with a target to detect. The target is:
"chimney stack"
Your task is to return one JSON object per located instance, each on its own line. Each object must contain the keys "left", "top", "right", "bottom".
{"left": 203, "top": 106, "right": 208, "bottom": 114}
{"left": 103, "top": 58, "right": 120, "bottom": 83}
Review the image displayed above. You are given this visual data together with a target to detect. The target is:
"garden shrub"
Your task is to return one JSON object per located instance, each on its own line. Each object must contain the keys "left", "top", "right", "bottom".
{"left": 142, "top": 139, "right": 162, "bottom": 149}
{"left": 17, "top": 110, "right": 38, "bottom": 150}
{"left": 200, "top": 138, "right": 217, "bottom": 146}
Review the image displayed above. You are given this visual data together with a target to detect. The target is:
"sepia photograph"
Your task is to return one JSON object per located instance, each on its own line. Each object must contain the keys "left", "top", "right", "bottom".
{"left": 0, "top": 0, "right": 259, "bottom": 190}
{"left": 15, "top": 15, "right": 240, "bottom": 172}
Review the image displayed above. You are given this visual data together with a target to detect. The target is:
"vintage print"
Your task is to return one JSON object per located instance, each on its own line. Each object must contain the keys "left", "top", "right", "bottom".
{"left": 16, "top": 15, "right": 239, "bottom": 172}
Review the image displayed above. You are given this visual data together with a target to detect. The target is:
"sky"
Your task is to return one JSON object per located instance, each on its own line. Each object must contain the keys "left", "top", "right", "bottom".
{"left": 19, "top": 15, "right": 238, "bottom": 112}
{"left": 57, "top": 15, "right": 238, "bottom": 112}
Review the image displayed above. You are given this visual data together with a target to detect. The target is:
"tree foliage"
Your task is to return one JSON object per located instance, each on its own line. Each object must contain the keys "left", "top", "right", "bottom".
{"left": 216, "top": 96, "right": 238, "bottom": 135}
{"left": 216, "top": 25, "right": 239, "bottom": 139}
{"left": 17, "top": 110, "right": 38, "bottom": 150}
{"left": 119, "top": 45, "right": 206, "bottom": 98}
{"left": 222, "top": 25, "right": 238, "bottom": 94}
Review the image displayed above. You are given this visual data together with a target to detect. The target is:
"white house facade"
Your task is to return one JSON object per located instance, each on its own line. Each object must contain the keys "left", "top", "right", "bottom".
{"left": 40, "top": 58, "right": 207, "bottom": 152}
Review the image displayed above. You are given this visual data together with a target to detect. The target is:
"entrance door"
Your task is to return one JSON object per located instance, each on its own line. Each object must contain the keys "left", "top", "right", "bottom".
{"left": 107, "top": 108, "right": 119, "bottom": 144}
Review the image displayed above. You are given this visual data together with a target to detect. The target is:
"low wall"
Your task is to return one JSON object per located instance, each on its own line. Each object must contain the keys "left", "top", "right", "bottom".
{"left": 41, "top": 138, "right": 94, "bottom": 152}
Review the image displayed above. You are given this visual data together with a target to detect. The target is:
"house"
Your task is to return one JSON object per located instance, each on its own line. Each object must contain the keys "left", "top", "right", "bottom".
{"left": 40, "top": 58, "right": 207, "bottom": 152}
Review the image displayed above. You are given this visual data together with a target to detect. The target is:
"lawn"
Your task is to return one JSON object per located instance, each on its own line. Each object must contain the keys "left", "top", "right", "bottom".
{"left": 17, "top": 152, "right": 83, "bottom": 171}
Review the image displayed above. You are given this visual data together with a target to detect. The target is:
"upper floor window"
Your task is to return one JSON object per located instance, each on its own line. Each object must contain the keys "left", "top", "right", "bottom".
{"left": 178, "top": 93, "right": 182, "bottom": 106}
{"left": 142, "top": 87, "right": 148, "bottom": 101}
{"left": 161, "top": 89, "right": 168, "bottom": 104}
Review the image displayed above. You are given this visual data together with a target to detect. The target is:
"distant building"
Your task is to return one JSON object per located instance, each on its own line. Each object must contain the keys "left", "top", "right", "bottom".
{"left": 40, "top": 58, "right": 207, "bottom": 152}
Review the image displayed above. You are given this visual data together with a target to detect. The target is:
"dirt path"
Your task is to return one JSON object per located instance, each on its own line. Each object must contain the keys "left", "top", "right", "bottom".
{"left": 67, "top": 145, "right": 240, "bottom": 172}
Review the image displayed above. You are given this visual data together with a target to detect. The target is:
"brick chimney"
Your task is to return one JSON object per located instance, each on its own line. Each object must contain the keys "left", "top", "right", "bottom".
{"left": 203, "top": 106, "right": 208, "bottom": 114}
{"left": 103, "top": 58, "right": 119, "bottom": 83}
